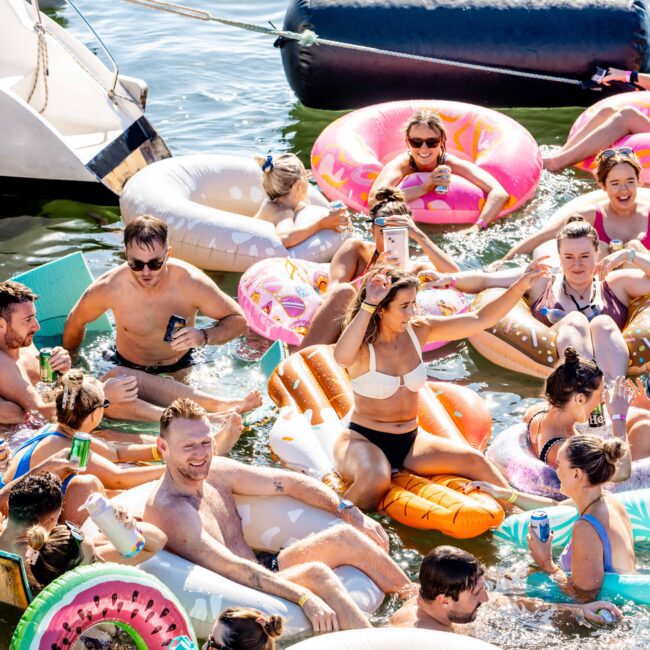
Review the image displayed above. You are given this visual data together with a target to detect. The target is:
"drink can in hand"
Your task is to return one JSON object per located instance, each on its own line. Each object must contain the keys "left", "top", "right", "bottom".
{"left": 609, "top": 239, "right": 624, "bottom": 253}
{"left": 39, "top": 349, "right": 58, "bottom": 384}
{"left": 70, "top": 432, "right": 91, "bottom": 471}
{"left": 434, "top": 165, "right": 451, "bottom": 195}
{"left": 164, "top": 315, "right": 187, "bottom": 343}
{"left": 530, "top": 511, "right": 550, "bottom": 542}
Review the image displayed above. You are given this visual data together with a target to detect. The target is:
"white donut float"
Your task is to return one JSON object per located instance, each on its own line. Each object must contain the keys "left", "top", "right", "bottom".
{"left": 82, "top": 482, "right": 384, "bottom": 640}
{"left": 119, "top": 154, "right": 348, "bottom": 272}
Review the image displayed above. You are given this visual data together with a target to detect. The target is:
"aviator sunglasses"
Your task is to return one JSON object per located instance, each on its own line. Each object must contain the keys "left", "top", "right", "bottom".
{"left": 599, "top": 146, "right": 635, "bottom": 160}
{"left": 127, "top": 255, "right": 167, "bottom": 272}
{"left": 407, "top": 136, "right": 441, "bottom": 149}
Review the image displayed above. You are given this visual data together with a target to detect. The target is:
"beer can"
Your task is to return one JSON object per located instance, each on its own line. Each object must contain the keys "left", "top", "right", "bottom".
{"left": 164, "top": 315, "right": 186, "bottom": 343}
{"left": 530, "top": 511, "right": 550, "bottom": 542}
{"left": 39, "top": 349, "right": 58, "bottom": 383}
{"left": 609, "top": 239, "right": 624, "bottom": 253}
{"left": 70, "top": 432, "right": 91, "bottom": 471}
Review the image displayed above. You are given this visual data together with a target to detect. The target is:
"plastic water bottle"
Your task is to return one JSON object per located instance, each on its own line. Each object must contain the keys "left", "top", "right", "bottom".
{"left": 540, "top": 306, "right": 566, "bottom": 324}
{"left": 82, "top": 492, "right": 145, "bottom": 558}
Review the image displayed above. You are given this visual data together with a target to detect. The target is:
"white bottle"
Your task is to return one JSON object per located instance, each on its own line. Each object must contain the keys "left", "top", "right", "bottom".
{"left": 83, "top": 492, "right": 145, "bottom": 558}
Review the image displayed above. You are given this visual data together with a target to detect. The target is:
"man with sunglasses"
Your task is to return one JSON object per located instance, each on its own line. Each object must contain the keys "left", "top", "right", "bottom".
{"left": 64, "top": 216, "right": 261, "bottom": 423}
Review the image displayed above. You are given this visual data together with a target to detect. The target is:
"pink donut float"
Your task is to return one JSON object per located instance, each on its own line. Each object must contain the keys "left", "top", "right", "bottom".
{"left": 571, "top": 91, "right": 650, "bottom": 185}
{"left": 311, "top": 100, "right": 541, "bottom": 224}
{"left": 238, "top": 257, "right": 469, "bottom": 350}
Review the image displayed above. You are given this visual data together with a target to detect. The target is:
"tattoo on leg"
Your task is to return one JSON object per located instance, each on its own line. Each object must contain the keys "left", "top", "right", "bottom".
{"left": 273, "top": 480, "right": 285, "bottom": 493}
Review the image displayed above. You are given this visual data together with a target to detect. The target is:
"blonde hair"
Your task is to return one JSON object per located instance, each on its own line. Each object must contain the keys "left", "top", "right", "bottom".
{"left": 254, "top": 153, "right": 305, "bottom": 201}
{"left": 54, "top": 369, "right": 104, "bottom": 432}
{"left": 159, "top": 398, "right": 207, "bottom": 438}
{"left": 26, "top": 523, "right": 84, "bottom": 586}
{"left": 218, "top": 607, "right": 284, "bottom": 650}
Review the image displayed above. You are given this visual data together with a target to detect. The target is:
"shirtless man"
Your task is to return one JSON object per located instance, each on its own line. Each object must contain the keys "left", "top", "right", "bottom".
{"left": 63, "top": 215, "right": 261, "bottom": 417}
{"left": 144, "top": 398, "right": 416, "bottom": 633}
{"left": 390, "top": 546, "right": 621, "bottom": 633}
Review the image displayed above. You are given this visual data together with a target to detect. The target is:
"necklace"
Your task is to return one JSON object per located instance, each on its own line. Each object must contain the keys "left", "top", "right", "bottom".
{"left": 579, "top": 494, "right": 603, "bottom": 517}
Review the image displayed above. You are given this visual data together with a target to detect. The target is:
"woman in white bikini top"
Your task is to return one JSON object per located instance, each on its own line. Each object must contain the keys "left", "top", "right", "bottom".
{"left": 332, "top": 265, "right": 549, "bottom": 510}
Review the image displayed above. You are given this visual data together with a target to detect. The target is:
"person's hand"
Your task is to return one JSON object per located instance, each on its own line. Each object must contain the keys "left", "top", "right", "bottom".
{"left": 301, "top": 593, "right": 339, "bottom": 633}
{"left": 103, "top": 375, "right": 138, "bottom": 403}
{"left": 113, "top": 504, "right": 137, "bottom": 529}
{"left": 603, "top": 376, "right": 634, "bottom": 424}
{"left": 364, "top": 271, "right": 392, "bottom": 305}
{"left": 375, "top": 250, "right": 401, "bottom": 268}
{"left": 463, "top": 480, "right": 514, "bottom": 500}
{"left": 578, "top": 600, "right": 622, "bottom": 624}
{"left": 512, "top": 257, "right": 552, "bottom": 293}
{"left": 340, "top": 506, "right": 390, "bottom": 552}
{"left": 596, "top": 250, "right": 630, "bottom": 280}
{"left": 425, "top": 164, "right": 451, "bottom": 193}
{"left": 381, "top": 213, "right": 419, "bottom": 238}
{"left": 600, "top": 67, "right": 628, "bottom": 85}
{"left": 527, "top": 529, "right": 555, "bottom": 571}
{"left": 417, "top": 269, "right": 453, "bottom": 289}
{"left": 170, "top": 326, "right": 205, "bottom": 351}
{"left": 627, "top": 377, "right": 650, "bottom": 410}
{"left": 49, "top": 346, "right": 72, "bottom": 373}
{"left": 37, "top": 448, "right": 82, "bottom": 478}
{"left": 321, "top": 207, "right": 352, "bottom": 233}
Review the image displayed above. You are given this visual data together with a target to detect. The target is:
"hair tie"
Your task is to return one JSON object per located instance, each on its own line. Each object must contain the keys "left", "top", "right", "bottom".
{"left": 261, "top": 154, "right": 274, "bottom": 173}
{"left": 25, "top": 546, "right": 40, "bottom": 566}
{"left": 255, "top": 616, "right": 267, "bottom": 628}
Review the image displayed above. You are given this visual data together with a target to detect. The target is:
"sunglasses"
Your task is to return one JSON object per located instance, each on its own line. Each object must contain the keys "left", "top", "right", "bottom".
{"left": 599, "top": 146, "right": 635, "bottom": 160}
{"left": 127, "top": 255, "right": 166, "bottom": 272}
{"left": 204, "top": 638, "right": 225, "bottom": 650}
{"left": 95, "top": 399, "right": 110, "bottom": 411}
{"left": 64, "top": 520, "right": 85, "bottom": 544}
{"left": 407, "top": 137, "right": 441, "bottom": 149}
{"left": 365, "top": 216, "right": 386, "bottom": 226}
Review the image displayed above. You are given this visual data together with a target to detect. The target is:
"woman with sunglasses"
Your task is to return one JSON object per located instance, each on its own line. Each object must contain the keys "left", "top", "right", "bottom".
{"left": 203, "top": 607, "right": 283, "bottom": 650}
{"left": 505, "top": 148, "right": 650, "bottom": 259}
{"left": 367, "top": 109, "right": 509, "bottom": 231}
{"left": 254, "top": 153, "right": 351, "bottom": 248}
{"left": 300, "top": 186, "right": 459, "bottom": 348}
{"left": 543, "top": 68, "right": 650, "bottom": 172}
{"left": 431, "top": 216, "right": 650, "bottom": 383}
{"left": 1, "top": 369, "right": 165, "bottom": 523}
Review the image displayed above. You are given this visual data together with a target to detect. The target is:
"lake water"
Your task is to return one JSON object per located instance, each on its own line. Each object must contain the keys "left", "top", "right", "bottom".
{"left": 0, "top": 0, "right": 648, "bottom": 647}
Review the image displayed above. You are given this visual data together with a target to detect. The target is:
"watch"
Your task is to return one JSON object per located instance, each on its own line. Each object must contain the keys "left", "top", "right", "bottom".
{"left": 336, "top": 498, "right": 355, "bottom": 516}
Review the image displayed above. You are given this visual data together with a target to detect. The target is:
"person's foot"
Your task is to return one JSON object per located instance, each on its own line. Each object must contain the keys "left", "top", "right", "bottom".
{"left": 235, "top": 389, "right": 263, "bottom": 414}
{"left": 212, "top": 412, "right": 243, "bottom": 456}
{"left": 542, "top": 154, "right": 565, "bottom": 172}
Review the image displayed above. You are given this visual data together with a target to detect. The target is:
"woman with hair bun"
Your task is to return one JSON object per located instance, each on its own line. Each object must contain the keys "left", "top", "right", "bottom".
{"left": 203, "top": 607, "right": 284, "bottom": 650}
{"left": 300, "top": 186, "right": 459, "bottom": 348}
{"left": 254, "top": 153, "right": 351, "bottom": 248}
{"left": 425, "top": 215, "right": 650, "bottom": 380}
{"left": 1, "top": 369, "right": 165, "bottom": 523}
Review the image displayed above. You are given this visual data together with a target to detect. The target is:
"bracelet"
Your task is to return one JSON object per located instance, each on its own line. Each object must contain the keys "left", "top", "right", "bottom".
{"left": 201, "top": 328, "right": 209, "bottom": 346}
{"left": 611, "top": 413, "right": 627, "bottom": 422}
{"left": 625, "top": 70, "right": 632, "bottom": 83}
{"left": 151, "top": 445, "right": 162, "bottom": 462}
{"left": 298, "top": 593, "right": 311, "bottom": 608}
{"left": 447, "top": 277, "right": 457, "bottom": 288}
{"left": 476, "top": 218, "right": 489, "bottom": 230}
{"left": 360, "top": 302, "right": 377, "bottom": 314}
{"left": 627, "top": 248, "right": 636, "bottom": 264}
{"left": 506, "top": 491, "right": 518, "bottom": 504}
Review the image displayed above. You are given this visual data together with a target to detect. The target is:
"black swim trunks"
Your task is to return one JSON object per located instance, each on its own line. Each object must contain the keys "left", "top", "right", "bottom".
{"left": 255, "top": 550, "right": 280, "bottom": 572}
{"left": 103, "top": 347, "right": 200, "bottom": 375}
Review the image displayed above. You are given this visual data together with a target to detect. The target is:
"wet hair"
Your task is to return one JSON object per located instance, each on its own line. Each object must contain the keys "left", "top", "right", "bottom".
{"left": 556, "top": 215, "right": 599, "bottom": 252}
{"left": 54, "top": 369, "right": 104, "bottom": 433}
{"left": 344, "top": 266, "right": 420, "bottom": 345}
{"left": 123, "top": 215, "right": 168, "bottom": 250}
{"left": 254, "top": 153, "right": 305, "bottom": 201}
{"left": 419, "top": 546, "right": 485, "bottom": 602}
{"left": 26, "top": 523, "right": 85, "bottom": 587}
{"left": 217, "top": 607, "right": 283, "bottom": 650}
{"left": 0, "top": 281, "right": 38, "bottom": 322}
{"left": 564, "top": 433, "right": 627, "bottom": 485}
{"left": 159, "top": 398, "right": 207, "bottom": 439}
{"left": 8, "top": 473, "right": 62, "bottom": 526}
{"left": 405, "top": 109, "right": 447, "bottom": 160}
{"left": 595, "top": 149, "right": 642, "bottom": 185}
{"left": 545, "top": 347, "right": 603, "bottom": 408}
{"left": 369, "top": 187, "right": 411, "bottom": 221}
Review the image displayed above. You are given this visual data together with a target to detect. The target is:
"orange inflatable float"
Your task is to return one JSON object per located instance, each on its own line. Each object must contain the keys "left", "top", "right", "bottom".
{"left": 268, "top": 345, "right": 504, "bottom": 537}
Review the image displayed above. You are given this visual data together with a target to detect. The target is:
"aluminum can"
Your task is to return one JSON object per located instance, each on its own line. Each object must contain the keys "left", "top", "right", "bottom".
{"left": 609, "top": 239, "right": 624, "bottom": 253}
{"left": 434, "top": 164, "right": 451, "bottom": 194}
{"left": 597, "top": 608, "right": 616, "bottom": 624}
{"left": 70, "top": 432, "right": 91, "bottom": 471}
{"left": 530, "top": 511, "right": 550, "bottom": 542}
{"left": 164, "top": 315, "right": 186, "bottom": 343}
{"left": 39, "top": 349, "right": 58, "bottom": 383}
{"left": 589, "top": 403, "right": 606, "bottom": 428}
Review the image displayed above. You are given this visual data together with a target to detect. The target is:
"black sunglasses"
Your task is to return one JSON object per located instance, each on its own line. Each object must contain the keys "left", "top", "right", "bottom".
{"left": 408, "top": 136, "right": 441, "bottom": 149}
{"left": 64, "top": 520, "right": 85, "bottom": 544}
{"left": 204, "top": 638, "right": 225, "bottom": 650}
{"left": 127, "top": 255, "right": 166, "bottom": 272}
{"left": 599, "top": 146, "right": 635, "bottom": 160}
{"left": 95, "top": 399, "right": 110, "bottom": 411}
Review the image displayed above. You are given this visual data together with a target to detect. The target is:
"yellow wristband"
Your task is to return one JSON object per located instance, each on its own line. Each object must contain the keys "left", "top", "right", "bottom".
{"left": 507, "top": 491, "right": 517, "bottom": 504}
{"left": 298, "top": 593, "right": 311, "bottom": 608}
{"left": 360, "top": 302, "right": 376, "bottom": 314}
{"left": 151, "top": 445, "right": 162, "bottom": 462}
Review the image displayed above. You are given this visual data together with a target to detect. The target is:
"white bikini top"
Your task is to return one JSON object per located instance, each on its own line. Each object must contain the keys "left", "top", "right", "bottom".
{"left": 350, "top": 324, "right": 427, "bottom": 400}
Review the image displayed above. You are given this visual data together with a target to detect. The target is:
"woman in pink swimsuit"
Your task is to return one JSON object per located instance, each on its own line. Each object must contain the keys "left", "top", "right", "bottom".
{"left": 428, "top": 216, "right": 650, "bottom": 382}
{"left": 505, "top": 148, "right": 650, "bottom": 259}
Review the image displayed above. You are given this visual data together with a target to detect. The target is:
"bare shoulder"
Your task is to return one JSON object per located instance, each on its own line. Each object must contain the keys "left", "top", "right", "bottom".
{"left": 86, "top": 265, "right": 127, "bottom": 296}
{"left": 257, "top": 200, "right": 293, "bottom": 225}
{"left": 144, "top": 479, "right": 192, "bottom": 523}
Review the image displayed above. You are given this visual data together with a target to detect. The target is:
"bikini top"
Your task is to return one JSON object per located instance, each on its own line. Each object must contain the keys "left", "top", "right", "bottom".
{"left": 350, "top": 324, "right": 427, "bottom": 400}
{"left": 558, "top": 513, "right": 615, "bottom": 573}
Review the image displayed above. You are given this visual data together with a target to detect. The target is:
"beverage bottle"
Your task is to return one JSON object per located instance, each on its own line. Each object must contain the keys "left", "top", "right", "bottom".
{"left": 589, "top": 403, "right": 606, "bottom": 428}
{"left": 540, "top": 306, "right": 566, "bottom": 324}
{"left": 82, "top": 492, "right": 145, "bottom": 558}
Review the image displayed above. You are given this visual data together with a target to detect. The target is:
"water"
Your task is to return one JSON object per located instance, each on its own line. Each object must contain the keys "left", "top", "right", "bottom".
{"left": 1, "top": 0, "right": 648, "bottom": 647}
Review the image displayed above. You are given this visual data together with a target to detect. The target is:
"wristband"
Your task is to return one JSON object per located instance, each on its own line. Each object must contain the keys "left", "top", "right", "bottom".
{"left": 506, "top": 491, "right": 518, "bottom": 504}
{"left": 476, "top": 218, "right": 489, "bottom": 230}
{"left": 627, "top": 249, "right": 636, "bottom": 264}
{"left": 447, "top": 277, "right": 457, "bottom": 288}
{"left": 360, "top": 302, "right": 377, "bottom": 314}
{"left": 151, "top": 445, "right": 162, "bottom": 462}
{"left": 611, "top": 413, "right": 627, "bottom": 422}
{"left": 298, "top": 593, "right": 311, "bottom": 608}
{"left": 625, "top": 70, "right": 632, "bottom": 83}
{"left": 631, "top": 70, "right": 639, "bottom": 85}
{"left": 201, "top": 328, "right": 209, "bottom": 346}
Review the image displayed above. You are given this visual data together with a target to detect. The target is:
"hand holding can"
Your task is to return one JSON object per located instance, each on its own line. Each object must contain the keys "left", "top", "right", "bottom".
{"left": 433, "top": 165, "right": 451, "bottom": 195}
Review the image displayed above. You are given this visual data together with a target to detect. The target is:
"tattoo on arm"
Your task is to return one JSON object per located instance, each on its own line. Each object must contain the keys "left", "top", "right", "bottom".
{"left": 249, "top": 569, "right": 263, "bottom": 589}
{"left": 273, "top": 480, "right": 285, "bottom": 493}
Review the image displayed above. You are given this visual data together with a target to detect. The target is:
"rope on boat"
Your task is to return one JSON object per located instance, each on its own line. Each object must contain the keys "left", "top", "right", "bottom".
{"left": 27, "top": 0, "right": 50, "bottom": 113}
{"left": 123, "top": 0, "right": 584, "bottom": 86}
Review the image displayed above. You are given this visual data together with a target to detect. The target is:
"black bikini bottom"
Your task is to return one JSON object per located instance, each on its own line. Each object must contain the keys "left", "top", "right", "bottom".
{"left": 349, "top": 422, "right": 418, "bottom": 470}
